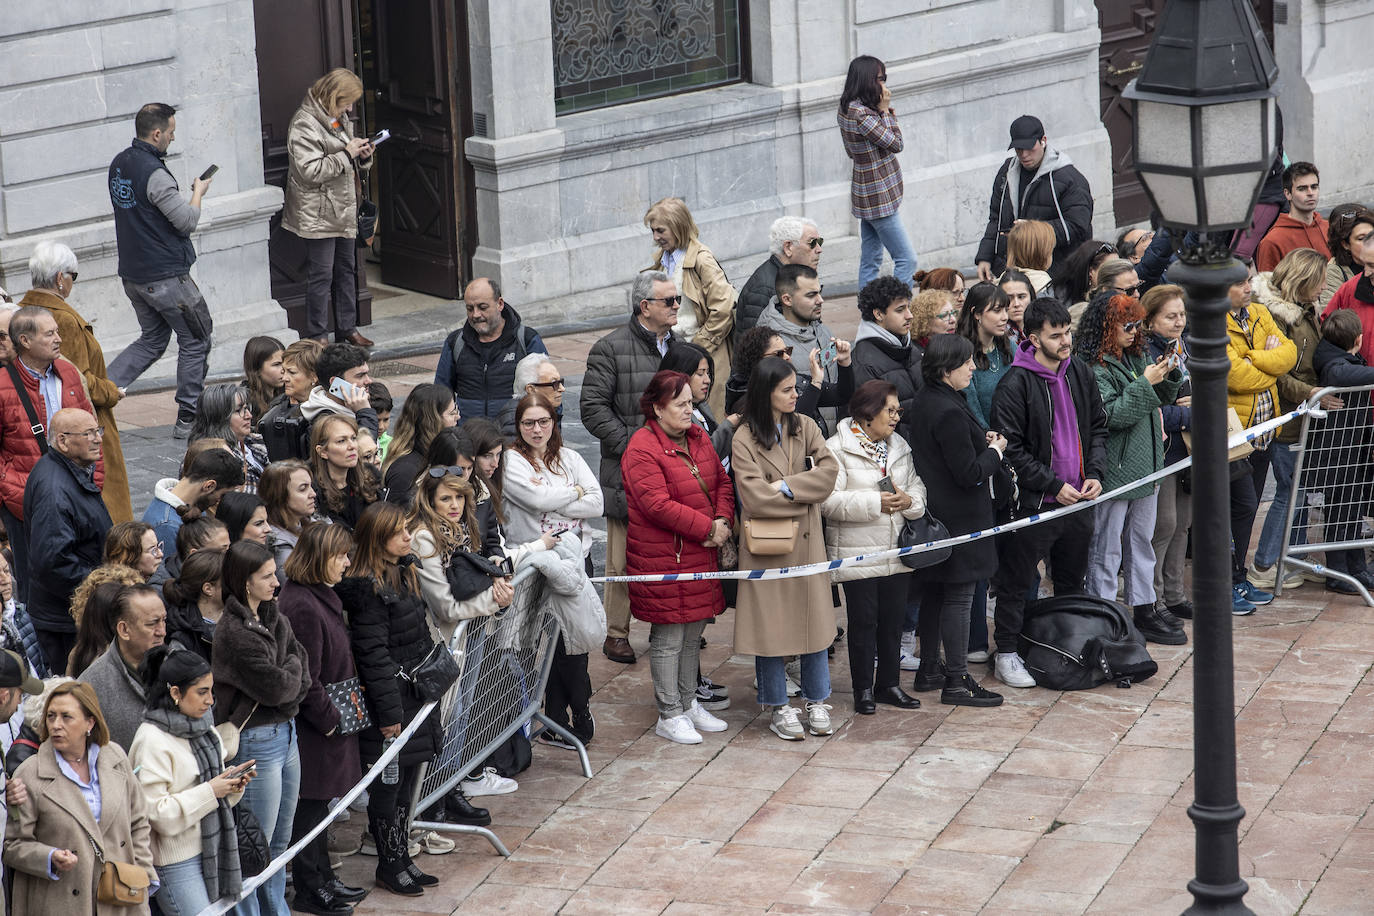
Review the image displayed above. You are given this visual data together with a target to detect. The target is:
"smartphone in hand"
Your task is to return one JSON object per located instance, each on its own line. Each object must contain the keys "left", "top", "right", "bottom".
{"left": 199, "top": 164, "right": 219, "bottom": 181}
{"left": 876, "top": 475, "right": 895, "bottom": 493}
{"left": 818, "top": 340, "right": 839, "bottom": 371}
{"left": 328, "top": 377, "right": 358, "bottom": 400}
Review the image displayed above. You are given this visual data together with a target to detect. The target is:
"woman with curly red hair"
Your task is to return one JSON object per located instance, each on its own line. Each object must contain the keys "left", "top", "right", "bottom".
{"left": 1074, "top": 290, "right": 1184, "bottom": 645}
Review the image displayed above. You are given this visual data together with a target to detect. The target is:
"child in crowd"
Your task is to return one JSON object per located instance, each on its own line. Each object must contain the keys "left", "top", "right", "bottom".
{"left": 369, "top": 381, "right": 394, "bottom": 460}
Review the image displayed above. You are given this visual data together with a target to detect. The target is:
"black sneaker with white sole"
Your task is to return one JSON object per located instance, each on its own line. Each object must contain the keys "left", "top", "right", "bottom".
{"left": 537, "top": 729, "right": 578, "bottom": 751}
{"left": 696, "top": 678, "right": 729, "bottom": 711}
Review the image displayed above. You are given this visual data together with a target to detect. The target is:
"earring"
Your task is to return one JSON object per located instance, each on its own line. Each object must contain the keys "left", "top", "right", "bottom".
{"left": 85, "top": 729, "right": 92, "bottom": 737}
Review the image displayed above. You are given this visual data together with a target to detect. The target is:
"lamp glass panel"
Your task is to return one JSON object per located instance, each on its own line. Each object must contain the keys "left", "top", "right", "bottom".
{"left": 1135, "top": 99, "right": 1194, "bottom": 169}
{"left": 1140, "top": 172, "right": 1199, "bottom": 227}
{"left": 1201, "top": 172, "right": 1266, "bottom": 227}
{"left": 1200, "top": 100, "right": 1264, "bottom": 168}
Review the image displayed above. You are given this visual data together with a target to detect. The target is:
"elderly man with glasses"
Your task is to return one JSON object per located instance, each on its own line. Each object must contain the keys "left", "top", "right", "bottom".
{"left": 737, "top": 215, "right": 824, "bottom": 333}
{"left": 498, "top": 352, "right": 566, "bottom": 438}
{"left": 22, "top": 408, "right": 113, "bottom": 674}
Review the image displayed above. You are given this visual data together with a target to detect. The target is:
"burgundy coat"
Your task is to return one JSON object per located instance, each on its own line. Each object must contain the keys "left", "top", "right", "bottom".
{"left": 277, "top": 579, "right": 362, "bottom": 799}
{"left": 0, "top": 358, "right": 102, "bottom": 519}
{"left": 623, "top": 419, "right": 735, "bottom": 624}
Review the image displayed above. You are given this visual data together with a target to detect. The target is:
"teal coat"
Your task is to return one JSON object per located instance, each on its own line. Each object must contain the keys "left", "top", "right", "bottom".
{"left": 1093, "top": 351, "right": 1182, "bottom": 499}
{"left": 965, "top": 344, "right": 1011, "bottom": 430}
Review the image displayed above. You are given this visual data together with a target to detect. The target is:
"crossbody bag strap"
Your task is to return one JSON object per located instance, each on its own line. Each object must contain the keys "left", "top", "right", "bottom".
{"left": 6, "top": 362, "right": 48, "bottom": 455}
{"left": 72, "top": 814, "right": 107, "bottom": 866}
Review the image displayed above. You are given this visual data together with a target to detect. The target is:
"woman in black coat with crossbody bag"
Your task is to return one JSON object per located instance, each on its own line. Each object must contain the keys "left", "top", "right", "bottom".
{"left": 335, "top": 502, "right": 446, "bottom": 898}
{"left": 907, "top": 335, "right": 1006, "bottom": 708}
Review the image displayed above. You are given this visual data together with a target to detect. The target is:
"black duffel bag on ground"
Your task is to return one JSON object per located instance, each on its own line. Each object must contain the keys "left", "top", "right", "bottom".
{"left": 1017, "top": 594, "right": 1158, "bottom": 690}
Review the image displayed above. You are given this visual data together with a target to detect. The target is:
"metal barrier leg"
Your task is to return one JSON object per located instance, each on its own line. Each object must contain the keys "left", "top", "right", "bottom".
{"left": 409, "top": 817, "right": 512, "bottom": 857}
{"left": 531, "top": 711, "right": 594, "bottom": 779}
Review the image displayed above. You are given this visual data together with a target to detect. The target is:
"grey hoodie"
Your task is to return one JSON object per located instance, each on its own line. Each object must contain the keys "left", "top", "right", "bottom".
{"left": 756, "top": 301, "right": 838, "bottom": 385}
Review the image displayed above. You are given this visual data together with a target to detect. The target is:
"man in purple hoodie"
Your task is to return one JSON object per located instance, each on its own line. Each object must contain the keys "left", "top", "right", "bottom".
{"left": 988, "top": 298, "right": 1108, "bottom": 688}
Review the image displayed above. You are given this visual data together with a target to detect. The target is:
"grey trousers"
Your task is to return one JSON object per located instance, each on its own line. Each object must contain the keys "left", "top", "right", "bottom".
{"left": 1152, "top": 474, "right": 1193, "bottom": 607}
{"left": 108, "top": 274, "right": 212, "bottom": 420}
{"left": 648, "top": 619, "right": 706, "bottom": 718}
{"left": 1086, "top": 490, "right": 1160, "bottom": 606}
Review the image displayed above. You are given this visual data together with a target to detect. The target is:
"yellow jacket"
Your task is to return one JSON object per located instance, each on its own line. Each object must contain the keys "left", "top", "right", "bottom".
{"left": 1226, "top": 300, "right": 1297, "bottom": 428}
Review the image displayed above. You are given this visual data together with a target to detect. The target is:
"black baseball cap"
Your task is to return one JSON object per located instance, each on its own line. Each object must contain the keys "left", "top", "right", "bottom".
{"left": 1008, "top": 115, "right": 1045, "bottom": 150}
{"left": 0, "top": 650, "right": 42, "bottom": 695}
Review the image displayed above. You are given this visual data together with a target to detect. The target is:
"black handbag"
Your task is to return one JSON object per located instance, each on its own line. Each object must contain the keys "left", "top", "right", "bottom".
{"left": 401, "top": 641, "right": 461, "bottom": 702}
{"left": 898, "top": 513, "right": 953, "bottom": 570}
{"left": 323, "top": 676, "right": 372, "bottom": 736}
{"left": 235, "top": 805, "right": 270, "bottom": 877}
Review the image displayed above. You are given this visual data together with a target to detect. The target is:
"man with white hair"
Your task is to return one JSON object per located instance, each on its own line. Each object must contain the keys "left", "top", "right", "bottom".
{"left": 736, "top": 216, "right": 823, "bottom": 332}
{"left": 497, "top": 352, "right": 565, "bottom": 437}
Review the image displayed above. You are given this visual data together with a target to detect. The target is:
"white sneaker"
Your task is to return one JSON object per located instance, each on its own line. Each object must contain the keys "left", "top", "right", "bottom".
{"left": 410, "top": 829, "right": 455, "bottom": 855}
{"left": 461, "top": 766, "right": 518, "bottom": 798}
{"left": 967, "top": 649, "right": 990, "bottom": 664}
{"left": 685, "top": 701, "right": 728, "bottom": 732}
{"left": 655, "top": 714, "right": 703, "bottom": 745}
{"left": 995, "top": 652, "right": 1036, "bottom": 689}
{"left": 769, "top": 704, "right": 806, "bottom": 741}
{"left": 1249, "top": 564, "right": 1302, "bottom": 591}
{"left": 805, "top": 701, "right": 834, "bottom": 736}
{"left": 899, "top": 630, "right": 920, "bottom": 671}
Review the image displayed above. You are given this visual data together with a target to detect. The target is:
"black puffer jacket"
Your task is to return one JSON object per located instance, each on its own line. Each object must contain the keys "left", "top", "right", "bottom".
{"left": 851, "top": 323, "right": 923, "bottom": 441}
{"left": 335, "top": 570, "right": 443, "bottom": 766}
{"left": 975, "top": 147, "right": 1094, "bottom": 274}
{"left": 736, "top": 254, "right": 782, "bottom": 333}
{"left": 580, "top": 318, "right": 671, "bottom": 519}
{"left": 166, "top": 601, "right": 214, "bottom": 665}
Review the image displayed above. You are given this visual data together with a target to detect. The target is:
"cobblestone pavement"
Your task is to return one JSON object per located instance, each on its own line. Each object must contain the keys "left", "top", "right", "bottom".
{"left": 113, "top": 298, "right": 1371, "bottom": 915}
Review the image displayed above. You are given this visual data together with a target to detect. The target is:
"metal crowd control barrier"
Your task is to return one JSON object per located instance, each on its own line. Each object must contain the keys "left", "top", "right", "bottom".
{"left": 410, "top": 564, "right": 592, "bottom": 855}
{"left": 1275, "top": 384, "right": 1374, "bottom": 605}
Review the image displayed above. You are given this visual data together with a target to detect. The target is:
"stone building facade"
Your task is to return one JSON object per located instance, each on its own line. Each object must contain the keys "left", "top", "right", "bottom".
{"left": 1, "top": 0, "right": 1371, "bottom": 373}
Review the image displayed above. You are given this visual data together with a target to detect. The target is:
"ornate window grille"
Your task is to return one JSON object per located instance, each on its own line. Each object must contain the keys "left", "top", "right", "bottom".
{"left": 552, "top": 0, "right": 744, "bottom": 115}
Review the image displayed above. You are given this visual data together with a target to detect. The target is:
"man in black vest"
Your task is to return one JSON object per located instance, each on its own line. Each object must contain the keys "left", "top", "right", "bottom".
{"left": 106, "top": 102, "right": 214, "bottom": 438}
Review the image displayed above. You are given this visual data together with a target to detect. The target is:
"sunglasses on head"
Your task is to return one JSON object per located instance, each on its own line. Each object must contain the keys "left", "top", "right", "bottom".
{"left": 427, "top": 465, "right": 469, "bottom": 479}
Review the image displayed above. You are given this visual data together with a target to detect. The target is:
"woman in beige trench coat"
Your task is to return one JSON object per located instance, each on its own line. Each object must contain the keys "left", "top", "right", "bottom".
{"left": 732, "top": 357, "right": 839, "bottom": 743}
{"left": 645, "top": 197, "right": 736, "bottom": 418}
{"left": 5, "top": 681, "right": 155, "bottom": 916}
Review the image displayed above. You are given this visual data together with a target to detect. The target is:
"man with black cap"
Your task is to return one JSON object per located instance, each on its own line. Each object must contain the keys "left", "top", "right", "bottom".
{"left": 975, "top": 114, "right": 1093, "bottom": 281}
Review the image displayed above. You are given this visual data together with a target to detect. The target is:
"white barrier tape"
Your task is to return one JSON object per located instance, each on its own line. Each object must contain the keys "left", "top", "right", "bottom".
{"left": 592, "top": 400, "right": 1310, "bottom": 584}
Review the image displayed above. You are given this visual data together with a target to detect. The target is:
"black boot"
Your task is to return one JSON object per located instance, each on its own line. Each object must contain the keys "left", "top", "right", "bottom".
{"left": 396, "top": 805, "right": 439, "bottom": 888}
{"left": 441, "top": 788, "right": 491, "bottom": 826}
{"left": 370, "top": 816, "right": 423, "bottom": 897}
{"left": 912, "top": 659, "right": 945, "bottom": 692}
{"left": 1133, "top": 603, "right": 1187, "bottom": 646}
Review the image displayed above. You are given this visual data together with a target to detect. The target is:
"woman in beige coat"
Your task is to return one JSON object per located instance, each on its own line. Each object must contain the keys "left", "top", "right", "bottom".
{"left": 645, "top": 197, "right": 736, "bottom": 417}
{"left": 20, "top": 241, "right": 131, "bottom": 522}
{"left": 281, "top": 68, "right": 374, "bottom": 346}
{"left": 732, "top": 357, "right": 839, "bottom": 742}
{"left": 5, "top": 681, "right": 155, "bottom": 916}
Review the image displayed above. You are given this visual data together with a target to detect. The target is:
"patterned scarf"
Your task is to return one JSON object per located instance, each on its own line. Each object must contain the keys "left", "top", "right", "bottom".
{"left": 143, "top": 707, "right": 241, "bottom": 900}
{"left": 848, "top": 419, "right": 889, "bottom": 473}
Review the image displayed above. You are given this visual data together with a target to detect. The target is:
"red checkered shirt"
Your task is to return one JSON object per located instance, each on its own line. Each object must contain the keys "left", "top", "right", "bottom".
{"left": 838, "top": 102, "right": 905, "bottom": 220}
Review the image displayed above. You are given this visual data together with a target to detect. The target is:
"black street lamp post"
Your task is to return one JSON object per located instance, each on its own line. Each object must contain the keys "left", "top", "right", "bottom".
{"left": 1123, "top": 1, "right": 1280, "bottom": 913}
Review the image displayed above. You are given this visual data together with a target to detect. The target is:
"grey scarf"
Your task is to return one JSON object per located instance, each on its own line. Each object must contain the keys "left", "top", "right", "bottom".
{"left": 143, "top": 707, "right": 241, "bottom": 900}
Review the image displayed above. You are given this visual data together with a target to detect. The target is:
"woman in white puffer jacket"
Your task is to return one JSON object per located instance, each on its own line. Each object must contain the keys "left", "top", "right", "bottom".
{"left": 821, "top": 380, "right": 926, "bottom": 716}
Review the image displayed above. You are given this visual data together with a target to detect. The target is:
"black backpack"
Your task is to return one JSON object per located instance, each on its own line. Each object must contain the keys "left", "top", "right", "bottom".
{"left": 1017, "top": 594, "right": 1158, "bottom": 690}
{"left": 259, "top": 405, "right": 311, "bottom": 462}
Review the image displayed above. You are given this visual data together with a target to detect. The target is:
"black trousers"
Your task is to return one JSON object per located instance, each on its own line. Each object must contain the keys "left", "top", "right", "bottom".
{"left": 544, "top": 635, "right": 592, "bottom": 727}
{"left": 917, "top": 579, "right": 978, "bottom": 679}
{"left": 302, "top": 235, "right": 357, "bottom": 339}
{"left": 990, "top": 509, "right": 1094, "bottom": 654}
{"left": 290, "top": 797, "right": 336, "bottom": 894}
{"left": 1231, "top": 448, "right": 1272, "bottom": 581}
{"left": 842, "top": 575, "right": 908, "bottom": 692}
{"left": 34, "top": 627, "right": 75, "bottom": 677}
{"left": 366, "top": 762, "right": 418, "bottom": 821}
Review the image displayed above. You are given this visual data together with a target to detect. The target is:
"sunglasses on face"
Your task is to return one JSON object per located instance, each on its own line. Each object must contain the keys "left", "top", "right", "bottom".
{"left": 648, "top": 296, "right": 682, "bottom": 307}
{"left": 1118, "top": 284, "right": 1142, "bottom": 297}
{"left": 1122, "top": 320, "right": 1142, "bottom": 333}
{"left": 765, "top": 346, "right": 794, "bottom": 360}
{"left": 531, "top": 378, "right": 566, "bottom": 389}
{"left": 806, "top": 237, "right": 824, "bottom": 249}
{"left": 427, "top": 465, "right": 469, "bottom": 479}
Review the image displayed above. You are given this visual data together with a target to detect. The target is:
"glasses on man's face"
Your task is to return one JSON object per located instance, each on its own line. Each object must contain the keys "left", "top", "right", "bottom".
{"left": 531, "top": 378, "right": 566, "bottom": 389}
{"left": 649, "top": 296, "right": 682, "bottom": 307}
{"left": 766, "top": 346, "right": 794, "bottom": 360}
{"left": 65, "top": 427, "right": 105, "bottom": 441}
{"left": 806, "top": 237, "right": 824, "bottom": 250}
{"left": 520, "top": 416, "right": 554, "bottom": 430}
{"left": 936, "top": 310, "right": 959, "bottom": 321}
{"left": 1117, "top": 284, "right": 1142, "bottom": 297}
{"left": 1122, "top": 320, "right": 1142, "bottom": 333}
{"left": 427, "top": 465, "right": 469, "bottom": 479}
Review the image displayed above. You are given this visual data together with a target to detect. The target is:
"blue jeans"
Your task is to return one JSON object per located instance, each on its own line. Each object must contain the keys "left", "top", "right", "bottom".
{"left": 155, "top": 855, "right": 212, "bottom": 916}
{"left": 859, "top": 213, "right": 918, "bottom": 289}
{"left": 1253, "top": 442, "right": 1307, "bottom": 569}
{"left": 230, "top": 721, "right": 300, "bottom": 916}
{"left": 755, "top": 650, "right": 830, "bottom": 707}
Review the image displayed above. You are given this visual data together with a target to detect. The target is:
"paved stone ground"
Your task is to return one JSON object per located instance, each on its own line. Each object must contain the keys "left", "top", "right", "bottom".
{"left": 113, "top": 285, "right": 1374, "bottom": 915}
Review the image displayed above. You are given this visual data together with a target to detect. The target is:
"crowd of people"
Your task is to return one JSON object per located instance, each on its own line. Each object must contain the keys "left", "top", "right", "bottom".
{"left": 0, "top": 54, "right": 1367, "bottom": 915}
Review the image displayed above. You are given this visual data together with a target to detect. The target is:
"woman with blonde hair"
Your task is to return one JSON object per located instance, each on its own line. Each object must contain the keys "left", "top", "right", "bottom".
{"left": 1006, "top": 220, "right": 1056, "bottom": 295}
{"left": 910, "top": 288, "right": 958, "bottom": 347}
{"left": 281, "top": 68, "right": 374, "bottom": 346}
{"left": 309, "top": 413, "right": 379, "bottom": 528}
{"left": 644, "top": 196, "right": 737, "bottom": 417}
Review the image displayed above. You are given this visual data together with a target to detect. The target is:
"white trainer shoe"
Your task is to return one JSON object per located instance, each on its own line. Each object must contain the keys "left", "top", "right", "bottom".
{"left": 461, "top": 766, "right": 518, "bottom": 798}
{"left": 899, "top": 630, "right": 920, "bottom": 671}
{"left": 805, "top": 701, "right": 834, "bottom": 736}
{"left": 655, "top": 714, "right": 703, "bottom": 745}
{"left": 994, "top": 652, "right": 1036, "bottom": 688}
{"left": 685, "top": 700, "right": 728, "bottom": 732}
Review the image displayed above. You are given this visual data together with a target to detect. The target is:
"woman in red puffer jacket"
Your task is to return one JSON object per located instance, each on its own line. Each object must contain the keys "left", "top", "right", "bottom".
{"left": 623, "top": 370, "right": 734, "bottom": 746}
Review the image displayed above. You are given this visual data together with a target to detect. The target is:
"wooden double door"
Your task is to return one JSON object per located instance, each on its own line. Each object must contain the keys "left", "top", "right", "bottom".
{"left": 1096, "top": 0, "right": 1277, "bottom": 225}
{"left": 253, "top": 0, "right": 476, "bottom": 327}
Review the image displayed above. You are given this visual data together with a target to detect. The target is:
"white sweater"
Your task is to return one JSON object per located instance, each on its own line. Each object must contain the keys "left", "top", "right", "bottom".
{"left": 500, "top": 447, "right": 603, "bottom": 556}
{"left": 128, "top": 721, "right": 239, "bottom": 866}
